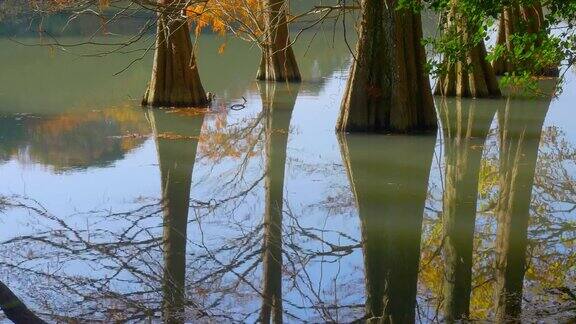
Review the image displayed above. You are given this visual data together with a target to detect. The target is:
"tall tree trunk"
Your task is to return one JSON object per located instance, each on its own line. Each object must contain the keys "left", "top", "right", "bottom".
{"left": 435, "top": 0, "right": 501, "bottom": 98}
{"left": 439, "top": 98, "right": 497, "bottom": 322}
{"left": 147, "top": 109, "right": 206, "bottom": 323}
{"left": 492, "top": 1, "right": 559, "bottom": 77}
{"left": 0, "top": 282, "right": 46, "bottom": 324}
{"left": 259, "top": 83, "right": 299, "bottom": 324}
{"left": 142, "top": 1, "right": 208, "bottom": 107}
{"left": 337, "top": 0, "right": 436, "bottom": 133}
{"left": 339, "top": 132, "right": 436, "bottom": 322}
{"left": 493, "top": 94, "right": 551, "bottom": 323}
{"left": 257, "top": 0, "right": 301, "bottom": 82}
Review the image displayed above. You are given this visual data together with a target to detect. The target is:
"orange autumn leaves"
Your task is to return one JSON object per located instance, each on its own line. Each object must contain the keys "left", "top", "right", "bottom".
{"left": 186, "top": 0, "right": 265, "bottom": 53}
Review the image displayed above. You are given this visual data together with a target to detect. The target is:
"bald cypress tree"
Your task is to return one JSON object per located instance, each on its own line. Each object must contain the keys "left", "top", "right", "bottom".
{"left": 337, "top": 0, "right": 436, "bottom": 133}
{"left": 493, "top": 1, "right": 560, "bottom": 77}
{"left": 142, "top": 0, "right": 208, "bottom": 107}
{"left": 434, "top": 0, "right": 501, "bottom": 98}
{"left": 257, "top": 0, "right": 301, "bottom": 82}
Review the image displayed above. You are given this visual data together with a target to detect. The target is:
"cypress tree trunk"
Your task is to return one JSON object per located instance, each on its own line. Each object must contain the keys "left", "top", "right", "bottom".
{"left": 493, "top": 95, "right": 551, "bottom": 323}
{"left": 259, "top": 83, "right": 299, "bottom": 324}
{"left": 339, "top": 133, "right": 436, "bottom": 322}
{"left": 337, "top": 0, "right": 436, "bottom": 133}
{"left": 147, "top": 109, "right": 206, "bottom": 323}
{"left": 493, "top": 1, "right": 559, "bottom": 77}
{"left": 142, "top": 1, "right": 208, "bottom": 107}
{"left": 435, "top": 1, "right": 501, "bottom": 98}
{"left": 257, "top": 0, "right": 301, "bottom": 82}
{"left": 439, "top": 98, "right": 497, "bottom": 322}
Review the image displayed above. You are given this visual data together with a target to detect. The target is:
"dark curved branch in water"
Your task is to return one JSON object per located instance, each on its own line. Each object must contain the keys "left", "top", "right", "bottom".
{"left": 0, "top": 282, "right": 46, "bottom": 324}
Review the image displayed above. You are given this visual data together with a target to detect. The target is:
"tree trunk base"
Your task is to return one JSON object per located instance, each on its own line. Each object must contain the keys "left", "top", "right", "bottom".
{"left": 142, "top": 17, "right": 208, "bottom": 108}
{"left": 337, "top": 2, "right": 436, "bottom": 133}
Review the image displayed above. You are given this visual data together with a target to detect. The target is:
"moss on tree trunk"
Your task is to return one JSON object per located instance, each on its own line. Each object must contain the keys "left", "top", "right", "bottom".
{"left": 337, "top": 0, "right": 436, "bottom": 133}
{"left": 257, "top": 0, "right": 301, "bottom": 82}
{"left": 435, "top": 1, "right": 501, "bottom": 98}
{"left": 493, "top": 1, "right": 559, "bottom": 77}
{"left": 143, "top": 1, "right": 208, "bottom": 107}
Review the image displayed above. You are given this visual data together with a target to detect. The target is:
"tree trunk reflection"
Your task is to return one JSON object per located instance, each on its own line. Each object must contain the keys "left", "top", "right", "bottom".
{"left": 259, "top": 82, "right": 299, "bottom": 324}
{"left": 147, "top": 109, "right": 206, "bottom": 323}
{"left": 339, "top": 132, "right": 436, "bottom": 323}
{"left": 494, "top": 94, "right": 552, "bottom": 323}
{"left": 438, "top": 98, "right": 497, "bottom": 321}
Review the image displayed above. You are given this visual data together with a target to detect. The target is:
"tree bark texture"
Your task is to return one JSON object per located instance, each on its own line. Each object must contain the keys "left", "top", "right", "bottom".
{"left": 434, "top": 1, "right": 501, "bottom": 98}
{"left": 143, "top": 1, "right": 208, "bottom": 107}
{"left": 337, "top": 0, "right": 436, "bottom": 133}
{"left": 257, "top": 0, "right": 301, "bottom": 82}
{"left": 147, "top": 108, "right": 206, "bottom": 323}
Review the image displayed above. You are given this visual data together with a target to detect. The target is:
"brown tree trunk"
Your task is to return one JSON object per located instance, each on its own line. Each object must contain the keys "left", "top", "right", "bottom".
{"left": 493, "top": 1, "right": 559, "bottom": 77}
{"left": 339, "top": 132, "right": 436, "bottom": 322}
{"left": 142, "top": 1, "right": 208, "bottom": 107}
{"left": 0, "top": 282, "right": 46, "bottom": 324}
{"left": 259, "top": 83, "right": 299, "bottom": 324}
{"left": 147, "top": 108, "right": 206, "bottom": 323}
{"left": 257, "top": 0, "right": 301, "bottom": 82}
{"left": 493, "top": 95, "right": 551, "bottom": 323}
{"left": 435, "top": 1, "right": 501, "bottom": 98}
{"left": 439, "top": 98, "right": 497, "bottom": 322}
{"left": 337, "top": 0, "right": 436, "bottom": 133}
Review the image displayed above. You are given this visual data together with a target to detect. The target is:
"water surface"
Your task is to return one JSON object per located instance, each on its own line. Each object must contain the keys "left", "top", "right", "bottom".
{"left": 1, "top": 26, "right": 575, "bottom": 323}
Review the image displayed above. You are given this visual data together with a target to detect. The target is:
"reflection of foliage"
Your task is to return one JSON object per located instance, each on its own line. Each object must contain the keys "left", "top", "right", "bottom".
{"left": 420, "top": 115, "right": 576, "bottom": 322}
{"left": 0, "top": 105, "right": 150, "bottom": 172}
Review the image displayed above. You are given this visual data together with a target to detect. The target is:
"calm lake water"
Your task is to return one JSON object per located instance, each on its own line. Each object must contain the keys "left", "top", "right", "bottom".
{"left": 1, "top": 20, "right": 575, "bottom": 323}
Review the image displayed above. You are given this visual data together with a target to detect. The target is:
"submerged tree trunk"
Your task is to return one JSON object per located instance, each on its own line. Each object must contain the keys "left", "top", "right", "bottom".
{"left": 259, "top": 83, "right": 299, "bottom": 324}
{"left": 493, "top": 1, "right": 559, "bottom": 77}
{"left": 339, "top": 132, "right": 436, "bottom": 322}
{"left": 337, "top": 0, "right": 436, "bottom": 133}
{"left": 147, "top": 109, "right": 206, "bottom": 323}
{"left": 435, "top": 1, "right": 501, "bottom": 98}
{"left": 257, "top": 0, "right": 301, "bottom": 82}
{"left": 0, "top": 282, "right": 46, "bottom": 324}
{"left": 142, "top": 1, "right": 208, "bottom": 107}
{"left": 439, "top": 98, "right": 497, "bottom": 321}
{"left": 493, "top": 94, "right": 551, "bottom": 323}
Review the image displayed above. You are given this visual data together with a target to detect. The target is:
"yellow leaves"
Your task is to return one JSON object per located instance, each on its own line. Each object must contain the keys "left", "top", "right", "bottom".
{"left": 98, "top": 0, "right": 110, "bottom": 9}
{"left": 218, "top": 43, "right": 227, "bottom": 54}
{"left": 186, "top": 0, "right": 264, "bottom": 39}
